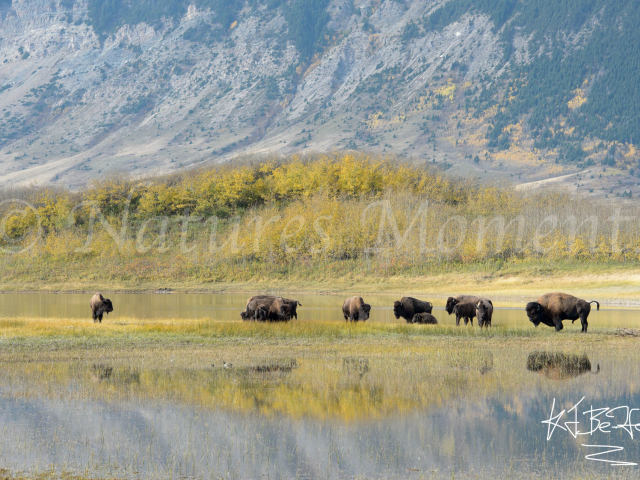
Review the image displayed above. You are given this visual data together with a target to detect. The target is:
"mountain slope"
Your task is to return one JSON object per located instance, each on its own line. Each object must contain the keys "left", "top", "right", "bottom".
{"left": 0, "top": 0, "right": 639, "bottom": 198}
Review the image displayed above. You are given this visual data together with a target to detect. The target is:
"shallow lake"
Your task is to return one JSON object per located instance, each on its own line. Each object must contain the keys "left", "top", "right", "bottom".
{"left": 0, "top": 292, "right": 638, "bottom": 328}
{"left": 0, "top": 348, "right": 638, "bottom": 479}
{"left": 1, "top": 293, "right": 639, "bottom": 478}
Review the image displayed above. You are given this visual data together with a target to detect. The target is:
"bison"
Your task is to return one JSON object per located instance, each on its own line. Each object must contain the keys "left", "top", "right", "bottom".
{"left": 476, "top": 299, "right": 493, "bottom": 328}
{"left": 90, "top": 293, "right": 113, "bottom": 323}
{"left": 411, "top": 312, "right": 438, "bottom": 324}
{"left": 244, "top": 296, "right": 293, "bottom": 322}
{"left": 452, "top": 302, "right": 477, "bottom": 326}
{"left": 393, "top": 297, "right": 433, "bottom": 323}
{"left": 445, "top": 295, "right": 493, "bottom": 315}
{"left": 245, "top": 295, "right": 301, "bottom": 320}
{"left": 525, "top": 292, "right": 599, "bottom": 333}
{"left": 342, "top": 296, "right": 371, "bottom": 322}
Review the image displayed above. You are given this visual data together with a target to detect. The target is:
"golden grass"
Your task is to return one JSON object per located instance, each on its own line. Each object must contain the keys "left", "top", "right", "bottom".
{"left": 0, "top": 314, "right": 613, "bottom": 342}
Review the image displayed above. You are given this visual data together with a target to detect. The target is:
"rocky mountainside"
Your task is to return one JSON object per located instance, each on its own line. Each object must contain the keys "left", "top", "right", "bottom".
{"left": 1, "top": 0, "right": 639, "bottom": 198}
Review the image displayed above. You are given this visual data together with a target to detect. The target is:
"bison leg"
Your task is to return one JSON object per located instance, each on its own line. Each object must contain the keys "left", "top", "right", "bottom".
{"left": 554, "top": 318, "right": 563, "bottom": 332}
{"left": 98, "top": 313, "right": 103, "bottom": 323}
{"left": 580, "top": 315, "right": 589, "bottom": 333}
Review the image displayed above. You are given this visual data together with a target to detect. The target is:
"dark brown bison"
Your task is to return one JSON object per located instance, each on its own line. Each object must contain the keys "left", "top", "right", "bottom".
{"left": 476, "top": 299, "right": 494, "bottom": 328}
{"left": 245, "top": 295, "right": 301, "bottom": 320}
{"left": 411, "top": 312, "right": 438, "bottom": 324}
{"left": 393, "top": 297, "right": 433, "bottom": 323}
{"left": 244, "top": 296, "right": 292, "bottom": 322}
{"left": 90, "top": 293, "right": 113, "bottom": 323}
{"left": 525, "top": 293, "right": 599, "bottom": 333}
{"left": 342, "top": 297, "right": 371, "bottom": 322}
{"left": 445, "top": 295, "right": 493, "bottom": 315}
{"left": 452, "top": 302, "right": 477, "bottom": 326}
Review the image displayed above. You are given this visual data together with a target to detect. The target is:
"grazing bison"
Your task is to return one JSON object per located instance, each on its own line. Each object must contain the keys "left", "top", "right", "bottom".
{"left": 445, "top": 295, "right": 493, "bottom": 315}
{"left": 411, "top": 312, "right": 438, "bottom": 324}
{"left": 452, "top": 302, "right": 477, "bottom": 326}
{"left": 393, "top": 297, "right": 433, "bottom": 323}
{"left": 281, "top": 298, "right": 302, "bottom": 319}
{"left": 90, "top": 293, "right": 113, "bottom": 323}
{"left": 476, "top": 299, "right": 494, "bottom": 328}
{"left": 526, "top": 292, "right": 599, "bottom": 333}
{"left": 245, "top": 296, "right": 293, "bottom": 322}
{"left": 245, "top": 295, "right": 301, "bottom": 320}
{"left": 342, "top": 297, "right": 371, "bottom": 322}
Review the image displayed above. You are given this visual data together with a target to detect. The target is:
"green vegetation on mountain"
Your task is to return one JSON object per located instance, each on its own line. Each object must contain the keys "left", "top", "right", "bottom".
{"left": 426, "top": 0, "right": 640, "bottom": 160}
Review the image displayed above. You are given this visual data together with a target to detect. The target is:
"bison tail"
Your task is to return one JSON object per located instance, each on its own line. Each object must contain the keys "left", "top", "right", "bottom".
{"left": 588, "top": 300, "right": 600, "bottom": 311}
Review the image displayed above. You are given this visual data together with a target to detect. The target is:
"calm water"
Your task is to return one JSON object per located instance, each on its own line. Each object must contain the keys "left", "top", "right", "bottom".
{"left": 0, "top": 292, "right": 637, "bottom": 327}
{"left": 0, "top": 356, "right": 637, "bottom": 479}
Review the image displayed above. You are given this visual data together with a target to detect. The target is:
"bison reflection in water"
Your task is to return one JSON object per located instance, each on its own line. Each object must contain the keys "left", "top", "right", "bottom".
{"left": 526, "top": 351, "right": 600, "bottom": 379}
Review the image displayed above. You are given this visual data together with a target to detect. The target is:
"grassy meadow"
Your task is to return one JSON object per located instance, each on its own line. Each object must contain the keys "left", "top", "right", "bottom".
{"left": 1, "top": 153, "right": 640, "bottom": 298}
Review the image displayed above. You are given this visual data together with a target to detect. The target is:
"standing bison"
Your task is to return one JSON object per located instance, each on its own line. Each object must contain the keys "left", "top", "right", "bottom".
{"left": 393, "top": 297, "right": 433, "bottom": 323}
{"left": 342, "top": 297, "right": 371, "bottom": 322}
{"left": 476, "top": 299, "right": 494, "bottom": 328}
{"left": 90, "top": 293, "right": 113, "bottom": 323}
{"left": 243, "top": 295, "right": 301, "bottom": 321}
{"left": 452, "top": 303, "right": 477, "bottom": 326}
{"left": 526, "top": 293, "right": 599, "bottom": 333}
{"left": 445, "top": 295, "right": 493, "bottom": 315}
{"left": 244, "top": 296, "right": 293, "bottom": 322}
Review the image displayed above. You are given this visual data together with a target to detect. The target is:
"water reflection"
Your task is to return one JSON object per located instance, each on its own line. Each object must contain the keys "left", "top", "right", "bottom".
{"left": 0, "top": 384, "right": 637, "bottom": 478}
{"left": 0, "top": 293, "right": 634, "bottom": 327}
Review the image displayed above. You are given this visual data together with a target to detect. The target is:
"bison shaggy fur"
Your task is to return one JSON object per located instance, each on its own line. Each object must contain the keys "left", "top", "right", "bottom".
{"left": 90, "top": 293, "right": 113, "bottom": 323}
{"left": 476, "top": 299, "right": 494, "bottom": 328}
{"left": 393, "top": 297, "right": 433, "bottom": 323}
{"left": 342, "top": 297, "right": 371, "bottom": 322}
{"left": 452, "top": 302, "right": 477, "bottom": 327}
{"left": 411, "top": 312, "right": 438, "bottom": 324}
{"left": 525, "top": 292, "right": 599, "bottom": 333}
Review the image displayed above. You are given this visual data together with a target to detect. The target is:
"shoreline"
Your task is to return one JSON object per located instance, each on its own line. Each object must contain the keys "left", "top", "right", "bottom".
{"left": 2, "top": 270, "right": 640, "bottom": 306}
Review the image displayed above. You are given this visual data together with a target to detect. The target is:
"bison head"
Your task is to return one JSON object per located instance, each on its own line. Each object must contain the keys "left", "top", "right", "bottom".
{"left": 360, "top": 303, "right": 371, "bottom": 321}
{"left": 445, "top": 297, "right": 458, "bottom": 314}
{"left": 525, "top": 302, "right": 544, "bottom": 325}
{"left": 103, "top": 298, "right": 113, "bottom": 314}
{"left": 393, "top": 301, "right": 404, "bottom": 319}
{"left": 411, "top": 313, "right": 420, "bottom": 324}
{"left": 240, "top": 311, "right": 250, "bottom": 321}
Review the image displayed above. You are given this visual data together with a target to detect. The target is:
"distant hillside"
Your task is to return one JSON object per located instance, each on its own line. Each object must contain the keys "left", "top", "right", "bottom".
{"left": 0, "top": 0, "right": 639, "bottom": 199}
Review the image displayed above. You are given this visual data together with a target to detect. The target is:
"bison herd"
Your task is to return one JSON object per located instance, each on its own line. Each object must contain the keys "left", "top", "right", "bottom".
{"left": 89, "top": 291, "right": 601, "bottom": 333}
